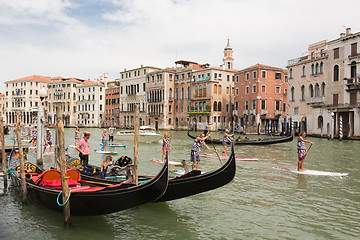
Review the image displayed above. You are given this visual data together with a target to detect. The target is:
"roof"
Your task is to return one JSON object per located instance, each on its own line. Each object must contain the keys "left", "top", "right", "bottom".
{"left": 5, "top": 75, "right": 52, "bottom": 83}
{"left": 236, "top": 64, "right": 285, "bottom": 73}
{"left": 78, "top": 80, "right": 104, "bottom": 87}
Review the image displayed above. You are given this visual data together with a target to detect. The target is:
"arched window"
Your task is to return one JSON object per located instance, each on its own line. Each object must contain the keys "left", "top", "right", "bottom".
{"left": 218, "top": 101, "right": 222, "bottom": 111}
{"left": 199, "top": 85, "right": 203, "bottom": 96}
{"left": 195, "top": 86, "right": 198, "bottom": 96}
{"left": 203, "top": 101, "right": 207, "bottom": 111}
{"left": 315, "top": 63, "right": 319, "bottom": 75}
{"left": 289, "top": 68, "right": 293, "bottom": 79}
{"left": 199, "top": 102, "right": 203, "bottom": 111}
{"left": 302, "top": 66, "right": 306, "bottom": 76}
{"left": 315, "top": 83, "right": 320, "bottom": 97}
{"left": 214, "top": 84, "right": 217, "bottom": 94}
{"left": 321, "top": 82, "right": 326, "bottom": 96}
{"left": 318, "top": 116, "right": 323, "bottom": 129}
{"left": 333, "top": 65, "right": 339, "bottom": 81}
{"left": 309, "top": 84, "right": 314, "bottom": 97}
{"left": 218, "top": 85, "right": 222, "bottom": 94}
{"left": 213, "top": 101, "right": 217, "bottom": 111}
{"left": 320, "top": 62, "right": 324, "bottom": 74}
{"left": 203, "top": 84, "right": 207, "bottom": 96}
{"left": 187, "top": 86, "right": 190, "bottom": 99}
{"left": 301, "top": 85, "right": 305, "bottom": 101}
{"left": 290, "top": 87, "right": 295, "bottom": 101}
{"left": 351, "top": 61, "right": 357, "bottom": 78}
{"left": 175, "top": 88, "right": 179, "bottom": 100}
{"left": 195, "top": 102, "right": 198, "bottom": 111}
{"left": 311, "top": 64, "right": 315, "bottom": 75}
{"left": 169, "top": 88, "right": 173, "bottom": 100}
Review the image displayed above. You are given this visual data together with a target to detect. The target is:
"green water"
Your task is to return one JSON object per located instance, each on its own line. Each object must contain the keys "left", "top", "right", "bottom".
{"left": 0, "top": 129, "right": 359, "bottom": 239}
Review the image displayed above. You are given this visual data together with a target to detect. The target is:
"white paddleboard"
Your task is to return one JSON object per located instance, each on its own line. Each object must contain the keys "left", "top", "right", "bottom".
{"left": 150, "top": 159, "right": 183, "bottom": 166}
{"left": 29, "top": 146, "right": 37, "bottom": 149}
{"left": 200, "top": 154, "right": 258, "bottom": 161}
{"left": 69, "top": 145, "right": 77, "bottom": 148}
{"left": 100, "top": 143, "right": 126, "bottom": 148}
{"left": 95, "top": 150, "right": 118, "bottom": 154}
{"left": 274, "top": 167, "right": 348, "bottom": 177}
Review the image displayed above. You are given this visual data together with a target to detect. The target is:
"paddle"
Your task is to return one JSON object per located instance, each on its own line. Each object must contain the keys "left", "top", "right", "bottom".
{"left": 208, "top": 136, "right": 222, "bottom": 165}
{"left": 277, "top": 143, "right": 313, "bottom": 170}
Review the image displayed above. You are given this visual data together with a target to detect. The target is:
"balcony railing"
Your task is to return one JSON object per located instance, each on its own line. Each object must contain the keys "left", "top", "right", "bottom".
{"left": 275, "top": 110, "right": 283, "bottom": 116}
{"left": 345, "top": 77, "right": 360, "bottom": 86}
{"left": 243, "top": 109, "right": 249, "bottom": 115}
{"left": 348, "top": 53, "right": 360, "bottom": 59}
{"left": 249, "top": 109, "right": 256, "bottom": 115}
{"left": 260, "top": 109, "right": 268, "bottom": 115}
{"left": 305, "top": 96, "right": 325, "bottom": 104}
{"left": 189, "top": 109, "right": 211, "bottom": 115}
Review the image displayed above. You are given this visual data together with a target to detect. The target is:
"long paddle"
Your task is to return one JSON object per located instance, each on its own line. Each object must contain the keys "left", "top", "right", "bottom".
{"left": 277, "top": 143, "right": 313, "bottom": 169}
{"left": 208, "top": 136, "right": 222, "bottom": 165}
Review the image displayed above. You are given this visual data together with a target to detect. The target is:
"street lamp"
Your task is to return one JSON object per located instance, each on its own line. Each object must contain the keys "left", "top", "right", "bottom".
{"left": 37, "top": 86, "right": 48, "bottom": 165}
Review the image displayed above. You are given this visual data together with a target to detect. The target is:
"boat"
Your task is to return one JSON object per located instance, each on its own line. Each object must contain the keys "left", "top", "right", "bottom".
{"left": 187, "top": 131, "right": 293, "bottom": 145}
{"left": 115, "top": 126, "right": 161, "bottom": 142}
{"left": 8, "top": 151, "right": 169, "bottom": 216}
{"left": 69, "top": 144, "right": 236, "bottom": 202}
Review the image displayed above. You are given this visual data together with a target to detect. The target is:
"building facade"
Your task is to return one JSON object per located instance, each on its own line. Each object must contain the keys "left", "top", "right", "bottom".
{"left": 104, "top": 81, "right": 120, "bottom": 127}
{"left": 4, "top": 75, "right": 51, "bottom": 126}
{"left": 235, "top": 64, "right": 288, "bottom": 133}
{"left": 0, "top": 93, "right": 5, "bottom": 118}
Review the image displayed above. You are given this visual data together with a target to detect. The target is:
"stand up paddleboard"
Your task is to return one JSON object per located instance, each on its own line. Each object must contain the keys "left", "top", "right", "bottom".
{"left": 69, "top": 145, "right": 77, "bottom": 148}
{"left": 274, "top": 167, "right": 348, "bottom": 177}
{"left": 33, "top": 151, "right": 69, "bottom": 155}
{"left": 150, "top": 159, "right": 183, "bottom": 166}
{"left": 29, "top": 146, "right": 37, "bottom": 149}
{"left": 100, "top": 143, "right": 126, "bottom": 148}
{"left": 201, "top": 154, "right": 258, "bottom": 161}
{"left": 95, "top": 150, "right": 118, "bottom": 154}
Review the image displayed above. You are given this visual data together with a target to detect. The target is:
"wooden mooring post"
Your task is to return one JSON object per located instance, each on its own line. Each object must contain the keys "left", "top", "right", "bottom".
{"left": 16, "top": 113, "right": 27, "bottom": 202}
{"left": 0, "top": 117, "right": 7, "bottom": 191}
{"left": 133, "top": 104, "right": 139, "bottom": 185}
{"left": 56, "top": 105, "right": 71, "bottom": 226}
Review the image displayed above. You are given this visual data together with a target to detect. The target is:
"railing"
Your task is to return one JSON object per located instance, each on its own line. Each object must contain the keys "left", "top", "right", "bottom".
{"left": 275, "top": 110, "right": 283, "bottom": 116}
{"left": 189, "top": 109, "right": 211, "bottom": 115}
{"left": 243, "top": 109, "right": 249, "bottom": 115}
{"left": 249, "top": 109, "right": 256, "bottom": 115}
{"left": 348, "top": 53, "right": 360, "bottom": 59}
{"left": 345, "top": 77, "right": 360, "bottom": 85}
{"left": 305, "top": 96, "right": 325, "bottom": 104}
{"left": 260, "top": 109, "right": 268, "bottom": 115}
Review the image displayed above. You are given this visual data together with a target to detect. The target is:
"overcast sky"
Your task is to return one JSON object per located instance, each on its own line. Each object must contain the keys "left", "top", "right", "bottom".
{"left": 1, "top": 0, "right": 359, "bottom": 92}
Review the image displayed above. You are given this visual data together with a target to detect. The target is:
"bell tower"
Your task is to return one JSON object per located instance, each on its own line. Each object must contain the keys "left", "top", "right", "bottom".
{"left": 223, "top": 39, "right": 234, "bottom": 70}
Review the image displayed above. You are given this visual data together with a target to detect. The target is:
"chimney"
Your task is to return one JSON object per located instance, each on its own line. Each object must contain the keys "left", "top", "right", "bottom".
{"left": 104, "top": 73, "right": 108, "bottom": 88}
{"left": 346, "top": 27, "right": 351, "bottom": 35}
{"left": 340, "top": 33, "right": 346, "bottom": 38}
{"left": 141, "top": 65, "right": 143, "bottom": 68}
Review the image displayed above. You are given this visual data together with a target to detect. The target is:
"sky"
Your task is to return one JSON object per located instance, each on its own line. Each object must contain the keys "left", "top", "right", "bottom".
{"left": 1, "top": 0, "right": 360, "bottom": 92}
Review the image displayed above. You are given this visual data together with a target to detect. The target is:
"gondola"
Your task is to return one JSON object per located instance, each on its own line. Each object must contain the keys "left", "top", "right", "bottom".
{"left": 69, "top": 144, "right": 236, "bottom": 202}
{"left": 8, "top": 151, "right": 169, "bottom": 216}
{"left": 187, "top": 131, "right": 293, "bottom": 145}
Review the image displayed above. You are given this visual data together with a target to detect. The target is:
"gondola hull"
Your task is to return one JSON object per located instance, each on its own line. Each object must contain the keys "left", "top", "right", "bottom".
{"left": 78, "top": 144, "right": 236, "bottom": 202}
{"left": 9, "top": 158, "right": 168, "bottom": 216}
{"left": 187, "top": 132, "right": 293, "bottom": 145}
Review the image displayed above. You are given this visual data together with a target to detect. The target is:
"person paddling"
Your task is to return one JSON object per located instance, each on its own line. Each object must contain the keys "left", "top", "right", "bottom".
{"left": 76, "top": 131, "right": 91, "bottom": 167}
{"left": 102, "top": 129, "right": 109, "bottom": 152}
{"left": 191, "top": 133, "right": 217, "bottom": 171}
{"left": 222, "top": 129, "right": 234, "bottom": 157}
{"left": 297, "top": 131, "right": 314, "bottom": 172}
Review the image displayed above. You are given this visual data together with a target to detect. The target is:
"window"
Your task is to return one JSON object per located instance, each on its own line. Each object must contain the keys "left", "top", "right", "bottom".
{"left": 253, "top": 71, "right": 257, "bottom": 79}
{"left": 334, "top": 48, "right": 339, "bottom": 59}
{"left": 261, "top": 84, "right": 266, "bottom": 93}
{"left": 315, "top": 83, "right": 320, "bottom": 97}
{"left": 218, "top": 102, "right": 222, "bottom": 111}
{"left": 245, "top": 101, "right": 249, "bottom": 110}
{"left": 261, "top": 100, "right": 266, "bottom": 109}
{"left": 187, "top": 86, "right": 190, "bottom": 99}
{"left": 333, "top": 94, "right": 338, "bottom": 105}
{"left": 213, "top": 102, "right": 217, "bottom": 111}
{"left": 275, "top": 86, "right": 281, "bottom": 94}
{"left": 169, "top": 88, "right": 172, "bottom": 100}
{"left": 218, "top": 85, "right": 222, "bottom": 94}
{"left": 311, "top": 64, "right": 314, "bottom": 75}
{"left": 226, "top": 87, "right": 229, "bottom": 94}
{"left": 214, "top": 84, "right": 217, "bottom": 94}
{"left": 290, "top": 87, "right": 295, "bottom": 101}
{"left": 246, "top": 72, "right": 250, "bottom": 81}
{"left": 351, "top": 43, "right": 357, "bottom": 56}
{"left": 261, "top": 71, "right": 266, "bottom": 79}
{"left": 321, "top": 82, "right": 326, "bottom": 96}
{"left": 275, "top": 72, "right": 281, "bottom": 80}
{"left": 333, "top": 65, "right": 339, "bottom": 81}
{"left": 318, "top": 116, "right": 323, "bottom": 129}
{"left": 227, "top": 75, "right": 230, "bottom": 81}
{"left": 294, "top": 107, "right": 299, "bottom": 115}
{"left": 275, "top": 100, "right": 280, "bottom": 110}
{"left": 252, "top": 100, "right": 256, "bottom": 110}
{"left": 236, "top": 76, "right": 239, "bottom": 82}
{"left": 195, "top": 86, "right": 198, "bottom": 96}
{"left": 309, "top": 84, "right": 314, "bottom": 97}
{"left": 350, "top": 61, "right": 357, "bottom": 78}
{"left": 289, "top": 68, "right": 293, "bottom": 79}
{"left": 302, "top": 66, "right": 306, "bottom": 77}
{"left": 245, "top": 86, "right": 250, "bottom": 94}
{"left": 301, "top": 85, "right": 305, "bottom": 101}
{"left": 252, "top": 85, "right": 257, "bottom": 93}
{"left": 236, "top": 88, "right": 239, "bottom": 96}
{"left": 320, "top": 62, "right": 324, "bottom": 74}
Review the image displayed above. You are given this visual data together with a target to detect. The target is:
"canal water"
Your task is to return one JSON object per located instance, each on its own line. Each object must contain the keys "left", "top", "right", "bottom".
{"left": 0, "top": 129, "right": 359, "bottom": 239}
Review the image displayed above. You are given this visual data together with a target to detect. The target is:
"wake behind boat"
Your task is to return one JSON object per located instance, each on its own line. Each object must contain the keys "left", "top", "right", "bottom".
{"left": 274, "top": 167, "right": 348, "bottom": 177}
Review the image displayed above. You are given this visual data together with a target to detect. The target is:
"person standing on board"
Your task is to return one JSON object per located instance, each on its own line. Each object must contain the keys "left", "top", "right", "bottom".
{"left": 74, "top": 127, "right": 80, "bottom": 145}
{"left": 191, "top": 133, "right": 217, "bottom": 171}
{"left": 297, "top": 131, "right": 314, "bottom": 172}
{"left": 43, "top": 129, "right": 53, "bottom": 153}
{"left": 102, "top": 129, "right": 109, "bottom": 152}
{"left": 108, "top": 125, "right": 115, "bottom": 144}
{"left": 161, "top": 133, "right": 172, "bottom": 162}
{"left": 31, "top": 126, "right": 37, "bottom": 147}
{"left": 76, "top": 132, "right": 91, "bottom": 167}
{"left": 27, "top": 124, "right": 32, "bottom": 140}
{"left": 222, "top": 129, "right": 233, "bottom": 158}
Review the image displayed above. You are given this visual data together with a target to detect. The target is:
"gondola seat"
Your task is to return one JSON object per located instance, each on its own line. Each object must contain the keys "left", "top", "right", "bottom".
{"left": 32, "top": 169, "right": 81, "bottom": 189}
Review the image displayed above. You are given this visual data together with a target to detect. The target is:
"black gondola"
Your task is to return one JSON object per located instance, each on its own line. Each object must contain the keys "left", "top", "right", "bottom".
{"left": 187, "top": 131, "right": 293, "bottom": 145}
{"left": 8, "top": 151, "right": 169, "bottom": 216}
{"left": 72, "top": 144, "right": 236, "bottom": 202}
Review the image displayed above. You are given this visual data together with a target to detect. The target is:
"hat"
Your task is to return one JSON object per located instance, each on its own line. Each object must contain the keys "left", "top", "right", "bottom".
{"left": 46, "top": 128, "right": 50, "bottom": 131}
{"left": 84, "top": 131, "right": 91, "bottom": 136}
{"left": 225, "top": 129, "right": 229, "bottom": 132}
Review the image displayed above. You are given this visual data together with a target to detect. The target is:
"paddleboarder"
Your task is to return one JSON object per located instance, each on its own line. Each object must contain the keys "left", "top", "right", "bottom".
{"left": 109, "top": 125, "right": 115, "bottom": 144}
{"left": 43, "top": 129, "right": 52, "bottom": 153}
{"left": 74, "top": 127, "right": 80, "bottom": 145}
{"left": 76, "top": 131, "right": 91, "bottom": 167}
{"left": 297, "top": 131, "right": 314, "bottom": 172}
{"left": 222, "top": 129, "right": 234, "bottom": 157}
{"left": 102, "top": 129, "right": 109, "bottom": 152}
{"left": 191, "top": 133, "right": 217, "bottom": 171}
{"left": 161, "top": 133, "right": 171, "bottom": 162}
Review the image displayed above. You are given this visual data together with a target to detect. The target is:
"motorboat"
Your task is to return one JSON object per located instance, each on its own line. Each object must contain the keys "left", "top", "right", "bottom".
{"left": 115, "top": 126, "right": 161, "bottom": 142}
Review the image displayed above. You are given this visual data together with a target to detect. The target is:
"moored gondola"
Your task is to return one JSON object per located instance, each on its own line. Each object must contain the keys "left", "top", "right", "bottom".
{"left": 70, "top": 144, "right": 236, "bottom": 202}
{"left": 8, "top": 151, "right": 169, "bottom": 216}
{"left": 187, "top": 131, "right": 293, "bottom": 145}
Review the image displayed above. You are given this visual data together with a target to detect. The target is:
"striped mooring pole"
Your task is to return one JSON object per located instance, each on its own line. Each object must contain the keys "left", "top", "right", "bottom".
{"left": 339, "top": 115, "right": 343, "bottom": 141}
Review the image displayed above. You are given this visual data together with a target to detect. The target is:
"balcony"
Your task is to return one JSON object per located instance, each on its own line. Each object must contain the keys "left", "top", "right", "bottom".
{"left": 249, "top": 109, "right": 256, "bottom": 115}
{"left": 275, "top": 110, "right": 283, "bottom": 116}
{"left": 345, "top": 77, "right": 360, "bottom": 86}
{"left": 243, "top": 109, "right": 249, "bottom": 115}
{"left": 305, "top": 96, "right": 325, "bottom": 104}
{"left": 260, "top": 109, "right": 268, "bottom": 115}
{"left": 348, "top": 53, "right": 360, "bottom": 59}
{"left": 188, "top": 109, "right": 211, "bottom": 115}
{"left": 232, "top": 110, "right": 238, "bottom": 116}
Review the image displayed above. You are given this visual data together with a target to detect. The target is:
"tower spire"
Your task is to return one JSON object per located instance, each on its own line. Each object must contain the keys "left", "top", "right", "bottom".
{"left": 223, "top": 39, "right": 234, "bottom": 69}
